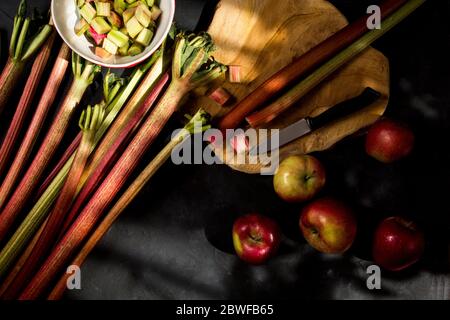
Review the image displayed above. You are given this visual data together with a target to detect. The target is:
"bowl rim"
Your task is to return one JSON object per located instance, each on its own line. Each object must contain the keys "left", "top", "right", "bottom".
{"left": 51, "top": 0, "right": 176, "bottom": 69}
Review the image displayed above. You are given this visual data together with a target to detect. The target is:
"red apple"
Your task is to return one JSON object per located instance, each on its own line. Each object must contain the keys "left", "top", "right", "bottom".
{"left": 273, "top": 155, "right": 326, "bottom": 203}
{"left": 365, "top": 119, "right": 415, "bottom": 163}
{"left": 300, "top": 198, "right": 357, "bottom": 254}
{"left": 232, "top": 214, "right": 281, "bottom": 265}
{"left": 373, "top": 217, "right": 424, "bottom": 271}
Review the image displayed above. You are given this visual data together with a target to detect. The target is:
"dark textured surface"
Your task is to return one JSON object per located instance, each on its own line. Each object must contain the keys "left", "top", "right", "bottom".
{"left": 0, "top": 0, "right": 449, "bottom": 300}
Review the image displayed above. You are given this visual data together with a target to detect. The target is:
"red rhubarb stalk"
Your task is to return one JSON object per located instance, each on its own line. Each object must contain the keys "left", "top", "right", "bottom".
{"left": 0, "top": 0, "right": 53, "bottom": 115}
{"left": 20, "top": 32, "right": 226, "bottom": 299}
{"left": 0, "top": 70, "right": 127, "bottom": 280}
{"left": 60, "top": 72, "right": 170, "bottom": 234}
{"left": 217, "top": 0, "right": 408, "bottom": 130}
{"left": 3, "top": 105, "right": 105, "bottom": 298}
{"left": 0, "top": 60, "right": 25, "bottom": 116}
{"left": 48, "top": 109, "right": 211, "bottom": 300}
{"left": 0, "top": 54, "right": 100, "bottom": 242}
{"left": 0, "top": 32, "right": 56, "bottom": 180}
{"left": 37, "top": 134, "right": 82, "bottom": 197}
{"left": 0, "top": 218, "right": 47, "bottom": 299}
{"left": 78, "top": 50, "right": 169, "bottom": 190}
{"left": 0, "top": 44, "right": 71, "bottom": 209}
{"left": 36, "top": 71, "right": 126, "bottom": 197}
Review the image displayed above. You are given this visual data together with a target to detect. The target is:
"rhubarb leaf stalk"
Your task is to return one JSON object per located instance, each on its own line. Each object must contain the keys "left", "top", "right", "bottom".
{"left": 0, "top": 105, "right": 105, "bottom": 298}
{"left": 0, "top": 66, "right": 130, "bottom": 280}
{"left": 0, "top": 0, "right": 53, "bottom": 115}
{"left": 0, "top": 32, "right": 56, "bottom": 180}
{"left": 0, "top": 44, "right": 71, "bottom": 216}
{"left": 20, "top": 32, "right": 226, "bottom": 299}
{"left": 48, "top": 109, "right": 211, "bottom": 300}
{"left": 0, "top": 54, "right": 100, "bottom": 246}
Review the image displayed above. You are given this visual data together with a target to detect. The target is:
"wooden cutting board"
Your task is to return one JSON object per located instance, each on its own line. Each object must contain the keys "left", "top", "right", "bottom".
{"left": 187, "top": 0, "right": 390, "bottom": 174}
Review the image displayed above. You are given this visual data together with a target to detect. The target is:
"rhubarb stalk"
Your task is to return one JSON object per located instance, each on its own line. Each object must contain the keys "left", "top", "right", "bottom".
{"left": 48, "top": 109, "right": 211, "bottom": 300}
{"left": 20, "top": 32, "right": 226, "bottom": 299}
{"left": 217, "top": 0, "right": 408, "bottom": 130}
{"left": 0, "top": 44, "right": 71, "bottom": 209}
{"left": 0, "top": 0, "right": 53, "bottom": 115}
{"left": 0, "top": 218, "right": 47, "bottom": 299}
{"left": 246, "top": 0, "right": 426, "bottom": 127}
{"left": 0, "top": 54, "right": 100, "bottom": 243}
{"left": 0, "top": 71, "right": 125, "bottom": 280}
{"left": 35, "top": 71, "right": 124, "bottom": 197}
{"left": 37, "top": 52, "right": 162, "bottom": 196}
{"left": 2, "top": 105, "right": 105, "bottom": 298}
{"left": 78, "top": 45, "right": 170, "bottom": 190}
{"left": 60, "top": 72, "right": 170, "bottom": 234}
{"left": 54, "top": 45, "right": 173, "bottom": 233}
{"left": 0, "top": 31, "right": 56, "bottom": 180}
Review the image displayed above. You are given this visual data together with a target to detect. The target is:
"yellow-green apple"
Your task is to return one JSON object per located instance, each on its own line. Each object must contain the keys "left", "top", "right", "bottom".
{"left": 232, "top": 214, "right": 281, "bottom": 265}
{"left": 365, "top": 119, "right": 415, "bottom": 163}
{"left": 273, "top": 155, "right": 326, "bottom": 203}
{"left": 373, "top": 217, "right": 424, "bottom": 271}
{"left": 300, "top": 198, "right": 357, "bottom": 254}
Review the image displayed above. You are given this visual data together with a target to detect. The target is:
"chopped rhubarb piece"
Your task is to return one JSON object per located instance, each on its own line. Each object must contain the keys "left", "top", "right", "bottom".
{"left": 123, "top": 7, "right": 137, "bottom": 23}
{"left": 113, "top": 0, "right": 127, "bottom": 14}
{"left": 208, "top": 87, "right": 231, "bottom": 106}
{"left": 127, "top": 43, "right": 143, "bottom": 56}
{"left": 74, "top": 18, "right": 90, "bottom": 36}
{"left": 135, "top": 5, "right": 152, "bottom": 27}
{"left": 79, "top": 3, "right": 96, "bottom": 24}
{"left": 95, "top": 47, "right": 112, "bottom": 59}
{"left": 118, "top": 42, "right": 130, "bottom": 56}
{"left": 151, "top": 5, "right": 162, "bottom": 20}
{"left": 229, "top": 65, "right": 242, "bottom": 83}
{"left": 107, "top": 30, "right": 129, "bottom": 48}
{"left": 135, "top": 28, "right": 153, "bottom": 46}
{"left": 103, "top": 38, "right": 119, "bottom": 55}
{"left": 91, "top": 17, "right": 111, "bottom": 34}
{"left": 107, "top": 11, "right": 123, "bottom": 28}
{"left": 230, "top": 133, "right": 250, "bottom": 154}
{"left": 96, "top": 1, "right": 111, "bottom": 17}
{"left": 89, "top": 26, "right": 107, "bottom": 45}
{"left": 126, "top": 16, "right": 144, "bottom": 38}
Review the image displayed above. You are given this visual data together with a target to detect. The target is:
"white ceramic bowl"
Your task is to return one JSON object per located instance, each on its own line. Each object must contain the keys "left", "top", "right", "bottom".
{"left": 51, "top": 0, "right": 175, "bottom": 68}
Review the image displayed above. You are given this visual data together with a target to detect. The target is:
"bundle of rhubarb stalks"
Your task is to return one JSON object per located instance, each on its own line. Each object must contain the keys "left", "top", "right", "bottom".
{"left": 0, "top": 0, "right": 425, "bottom": 300}
{"left": 0, "top": 1, "right": 225, "bottom": 300}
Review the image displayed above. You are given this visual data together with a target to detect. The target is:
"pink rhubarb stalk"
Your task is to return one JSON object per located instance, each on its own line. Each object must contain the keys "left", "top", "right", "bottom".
{"left": 0, "top": 0, "right": 53, "bottom": 115}
{"left": 60, "top": 72, "right": 170, "bottom": 234}
{"left": 0, "top": 43, "right": 71, "bottom": 209}
{"left": 0, "top": 54, "right": 100, "bottom": 241}
{"left": 20, "top": 32, "right": 226, "bottom": 299}
{"left": 2, "top": 105, "right": 104, "bottom": 298}
{"left": 0, "top": 32, "right": 56, "bottom": 179}
{"left": 48, "top": 109, "right": 211, "bottom": 300}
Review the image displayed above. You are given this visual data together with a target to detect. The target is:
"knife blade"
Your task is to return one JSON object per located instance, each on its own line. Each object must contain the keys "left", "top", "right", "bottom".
{"left": 251, "top": 87, "right": 381, "bottom": 155}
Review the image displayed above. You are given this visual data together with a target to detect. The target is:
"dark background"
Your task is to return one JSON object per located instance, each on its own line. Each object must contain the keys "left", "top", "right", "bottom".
{"left": 0, "top": 0, "right": 449, "bottom": 299}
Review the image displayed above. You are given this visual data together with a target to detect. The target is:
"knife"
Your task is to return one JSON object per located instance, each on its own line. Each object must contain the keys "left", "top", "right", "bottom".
{"left": 251, "top": 87, "right": 381, "bottom": 155}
